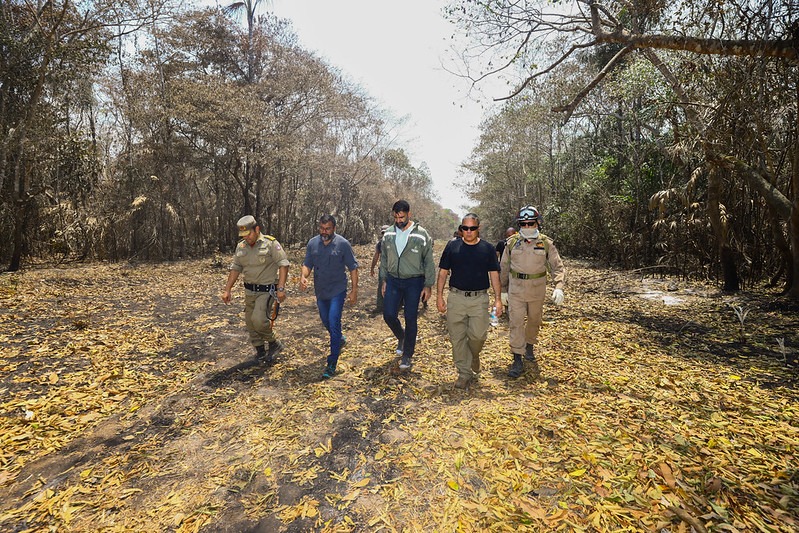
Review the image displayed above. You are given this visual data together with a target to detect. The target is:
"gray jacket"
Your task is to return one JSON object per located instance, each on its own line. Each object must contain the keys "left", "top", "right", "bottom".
{"left": 379, "top": 223, "right": 435, "bottom": 287}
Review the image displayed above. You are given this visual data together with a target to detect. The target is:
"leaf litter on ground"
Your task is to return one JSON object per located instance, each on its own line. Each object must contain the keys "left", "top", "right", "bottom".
{"left": 0, "top": 246, "right": 797, "bottom": 532}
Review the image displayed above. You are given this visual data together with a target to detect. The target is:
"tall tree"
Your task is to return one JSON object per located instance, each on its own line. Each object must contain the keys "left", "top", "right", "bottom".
{"left": 448, "top": 0, "right": 799, "bottom": 296}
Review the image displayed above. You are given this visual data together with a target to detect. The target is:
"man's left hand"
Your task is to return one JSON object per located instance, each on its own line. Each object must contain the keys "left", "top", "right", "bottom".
{"left": 347, "top": 290, "right": 358, "bottom": 306}
{"left": 421, "top": 286, "right": 432, "bottom": 303}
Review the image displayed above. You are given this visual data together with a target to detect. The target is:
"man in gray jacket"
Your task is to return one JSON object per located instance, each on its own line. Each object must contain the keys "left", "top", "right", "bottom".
{"left": 379, "top": 200, "right": 436, "bottom": 370}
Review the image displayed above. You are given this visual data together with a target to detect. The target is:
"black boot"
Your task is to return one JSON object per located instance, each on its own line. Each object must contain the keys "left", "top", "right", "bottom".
{"left": 265, "top": 339, "right": 283, "bottom": 363}
{"left": 508, "top": 353, "right": 524, "bottom": 378}
{"left": 255, "top": 345, "right": 266, "bottom": 360}
{"left": 525, "top": 343, "right": 535, "bottom": 361}
{"left": 525, "top": 344, "right": 541, "bottom": 379}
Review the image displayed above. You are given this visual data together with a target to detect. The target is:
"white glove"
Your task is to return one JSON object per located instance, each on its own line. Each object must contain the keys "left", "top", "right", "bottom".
{"left": 501, "top": 292, "right": 508, "bottom": 306}
{"left": 551, "top": 288, "right": 564, "bottom": 306}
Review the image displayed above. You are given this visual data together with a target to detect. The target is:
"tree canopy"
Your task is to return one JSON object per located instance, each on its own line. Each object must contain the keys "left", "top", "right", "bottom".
{"left": 0, "top": 0, "right": 458, "bottom": 270}
{"left": 447, "top": 0, "right": 798, "bottom": 297}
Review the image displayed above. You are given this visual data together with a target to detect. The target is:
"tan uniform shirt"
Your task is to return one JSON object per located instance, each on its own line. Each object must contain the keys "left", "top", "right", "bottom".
{"left": 500, "top": 234, "right": 565, "bottom": 299}
{"left": 230, "top": 234, "right": 290, "bottom": 285}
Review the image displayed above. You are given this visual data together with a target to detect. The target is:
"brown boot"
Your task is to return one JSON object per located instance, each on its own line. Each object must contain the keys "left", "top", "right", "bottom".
{"left": 471, "top": 353, "right": 480, "bottom": 375}
{"left": 454, "top": 375, "right": 472, "bottom": 389}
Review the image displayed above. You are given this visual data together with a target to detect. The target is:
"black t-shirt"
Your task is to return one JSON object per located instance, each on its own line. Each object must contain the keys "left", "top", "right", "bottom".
{"left": 439, "top": 238, "right": 500, "bottom": 291}
{"left": 495, "top": 239, "right": 506, "bottom": 257}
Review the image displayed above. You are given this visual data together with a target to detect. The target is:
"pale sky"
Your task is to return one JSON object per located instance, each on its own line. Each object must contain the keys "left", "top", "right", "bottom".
{"left": 269, "top": 0, "right": 503, "bottom": 213}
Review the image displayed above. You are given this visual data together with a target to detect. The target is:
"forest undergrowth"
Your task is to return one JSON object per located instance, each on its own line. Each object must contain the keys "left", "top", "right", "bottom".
{"left": 1, "top": 244, "right": 797, "bottom": 532}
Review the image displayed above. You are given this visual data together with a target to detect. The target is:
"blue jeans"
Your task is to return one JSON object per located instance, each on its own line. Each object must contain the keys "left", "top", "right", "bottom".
{"left": 383, "top": 275, "right": 425, "bottom": 358}
{"left": 317, "top": 290, "right": 346, "bottom": 367}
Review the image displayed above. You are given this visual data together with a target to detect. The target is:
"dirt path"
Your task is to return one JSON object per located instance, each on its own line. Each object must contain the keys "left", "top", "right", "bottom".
{"left": 1, "top": 247, "right": 797, "bottom": 531}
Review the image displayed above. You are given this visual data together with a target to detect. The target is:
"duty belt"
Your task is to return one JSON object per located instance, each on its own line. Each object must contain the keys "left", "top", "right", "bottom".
{"left": 510, "top": 269, "right": 546, "bottom": 280}
{"left": 244, "top": 282, "right": 276, "bottom": 292}
{"left": 449, "top": 287, "right": 487, "bottom": 297}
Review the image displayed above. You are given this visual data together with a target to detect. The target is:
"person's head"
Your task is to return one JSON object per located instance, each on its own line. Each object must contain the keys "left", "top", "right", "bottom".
{"left": 516, "top": 205, "right": 542, "bottom": 240}
{"left": 237, "top": 215, "right": 260, "bottom": 245}
{"left": 318, "top": 214, "right": 336, "bottom": 242}
{"left": 392, "top": 200, "right": 411, "bottom": 229}
{"left": 504, "top": 227, "right": 516, "bottom": 238}
{"left": 459, "top": 213, "right": 480, "bottom": 244}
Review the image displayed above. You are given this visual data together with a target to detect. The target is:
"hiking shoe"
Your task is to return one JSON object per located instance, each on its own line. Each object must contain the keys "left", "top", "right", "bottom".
{"left": 471, "top": 353, "right": 481, "bottom": 375}
{"left": 340, "top": 336, "right": 347, "bottom": 348}
{"left": 508, "top": 354, "right": 524, "bottom": 379}
{"left": 322, "top": 364, "right": 336, "bottom": 379}
{"left": 399, "top": 355, "right": 412, "bottom": 370}
{"left": 396, "top": 338, "right": 404, "bottom": 355}
{"left": 525, "top": 343, "right": 536, "bottom": 361}
{"left": 267, "top": 340, "right": 284, "bottom": 359}
{"left": 454, "top": 375, "right": 471, "bottom": 389}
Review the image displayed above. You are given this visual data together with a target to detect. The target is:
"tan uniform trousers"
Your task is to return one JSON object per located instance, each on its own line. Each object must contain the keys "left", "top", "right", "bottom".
{"left": 245, "top": 291, "right": 276, "bottom": 347}
{"left": 507, "top": 277, "right": 546, "bottom": 354}
{"left": 446, "top": 291, "right": 490, "bottom": 378}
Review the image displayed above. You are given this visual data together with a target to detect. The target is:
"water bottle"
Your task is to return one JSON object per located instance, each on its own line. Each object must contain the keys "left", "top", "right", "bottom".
{"left": 489, "top": 306, "right": 498, "bottom": 327}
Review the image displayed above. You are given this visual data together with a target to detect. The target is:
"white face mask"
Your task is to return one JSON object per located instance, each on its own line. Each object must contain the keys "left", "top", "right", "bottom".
{"left": 520, "top": 227, "right": 539, "bottom": 240}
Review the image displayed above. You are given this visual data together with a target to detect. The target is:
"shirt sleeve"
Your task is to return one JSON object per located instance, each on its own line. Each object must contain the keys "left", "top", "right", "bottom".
{"left": 344, "top": 240, "right": 359, "bottom": 271}
{"left": 438, "top": 240, "right": 453, "bottom": 270}
{"left": 272, "top": 239, "right": 291, "bottom": 267}
{"left": 302, "top": 240, "right": 314, "bottom": 269}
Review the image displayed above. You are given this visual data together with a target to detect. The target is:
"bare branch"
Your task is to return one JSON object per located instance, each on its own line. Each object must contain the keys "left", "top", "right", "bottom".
{"left": 496, "top": 41, "right": 595, "bottom": 102}
{"left": 551, "top": 43, "right": 635, "bottom": 121}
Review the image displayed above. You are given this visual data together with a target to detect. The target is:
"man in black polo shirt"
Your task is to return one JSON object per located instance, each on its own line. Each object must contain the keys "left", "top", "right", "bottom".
{"left": 436, "top": 213, "right": 503, "bottom": 389}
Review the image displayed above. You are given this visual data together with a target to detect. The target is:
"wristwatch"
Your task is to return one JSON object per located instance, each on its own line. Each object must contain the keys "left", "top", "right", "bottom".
{"left": 276, "top": 287, "right": 285, "bottom": 292}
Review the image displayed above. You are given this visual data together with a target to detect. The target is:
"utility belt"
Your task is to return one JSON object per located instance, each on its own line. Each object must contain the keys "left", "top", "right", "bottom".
{"left": 449, "top": 287, "right": 487, "bottom": 297}
{"left": 244, "top": 282, "right": 276, "bottom": 293}
{"left": 510, "top": 269, "right": 546, "bottom": 280}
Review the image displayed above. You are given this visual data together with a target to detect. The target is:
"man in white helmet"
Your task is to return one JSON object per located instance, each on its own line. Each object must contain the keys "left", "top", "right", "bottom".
{"left": 499, "top": 206, "right": 566, "bottom": 379}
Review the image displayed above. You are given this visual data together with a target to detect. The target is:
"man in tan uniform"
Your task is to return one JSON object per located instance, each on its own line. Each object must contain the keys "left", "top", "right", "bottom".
{"left": 499, "top": 206, "right": 565, "bottom": 379}
{"left": 221, "top": 215, "right": 290, "bottom": 363}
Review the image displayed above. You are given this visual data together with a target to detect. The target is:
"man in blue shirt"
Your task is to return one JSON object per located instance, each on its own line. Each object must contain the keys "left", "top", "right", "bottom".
{"left": 300, "top": 214, "right": 360, "bottom": 378}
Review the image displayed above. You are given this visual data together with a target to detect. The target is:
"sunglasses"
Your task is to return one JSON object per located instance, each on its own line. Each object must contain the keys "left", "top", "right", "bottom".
{"left": 519, "top": 221, "right": 537, "bottom": 227}
{"left": 459, "top": 225, "right": 479, "bottom": 232}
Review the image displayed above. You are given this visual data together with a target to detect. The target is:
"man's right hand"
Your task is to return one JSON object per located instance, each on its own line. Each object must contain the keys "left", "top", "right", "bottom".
{"left": 221, "top": 289, "right": 231, "bottom": 304}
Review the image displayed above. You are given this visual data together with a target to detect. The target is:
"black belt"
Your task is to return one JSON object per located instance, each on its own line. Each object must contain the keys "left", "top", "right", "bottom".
{"left": 449, "top": 287, "right": 487, "bottom": 297}
{"left": 244, "top": 283, "right": 276, "bottom": 293}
